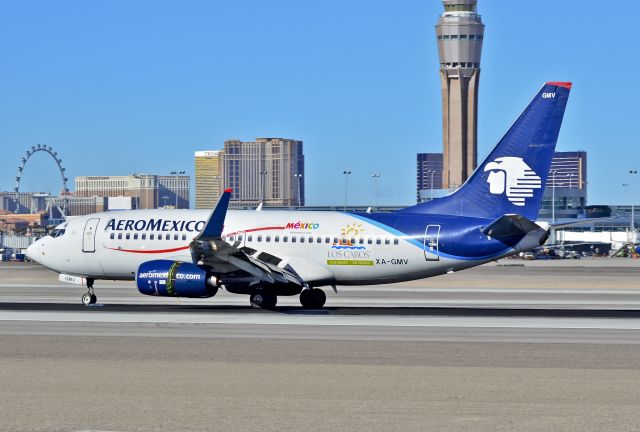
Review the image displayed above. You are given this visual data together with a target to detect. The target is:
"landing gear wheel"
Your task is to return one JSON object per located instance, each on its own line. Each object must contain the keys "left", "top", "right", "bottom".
{"left": 300, "top": 288, "right": 326, "bottom": 309}
{"left": 82, "top": 279, "right": 97, "bottom": 306}
{"left": 81, "top": 292, "right": 96, "bottom": 306}
{"left": 250, "top": 291, "right": 277, "bottom": 309}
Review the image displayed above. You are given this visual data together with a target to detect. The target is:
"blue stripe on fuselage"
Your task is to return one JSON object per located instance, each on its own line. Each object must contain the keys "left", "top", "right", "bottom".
{"left": 347, "top": 212, "right": 513, "bottom": 261}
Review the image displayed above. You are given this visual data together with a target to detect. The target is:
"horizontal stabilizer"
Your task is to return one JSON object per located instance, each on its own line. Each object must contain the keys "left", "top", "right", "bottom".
{"left": 482, "top": 214, "right": 541, "bottom": 243}
{"left": 549, "top": 217, "right": 617, "bottom": 230}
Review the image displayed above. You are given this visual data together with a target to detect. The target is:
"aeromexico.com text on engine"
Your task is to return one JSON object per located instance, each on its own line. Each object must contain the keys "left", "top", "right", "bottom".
{"left": 138, "top": 271, "right": 203, "bottom": 280}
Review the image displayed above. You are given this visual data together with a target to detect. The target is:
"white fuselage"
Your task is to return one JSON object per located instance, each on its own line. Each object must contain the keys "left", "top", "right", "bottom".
{"left": 28, "top": 209, "right": 512, "bottom": 286}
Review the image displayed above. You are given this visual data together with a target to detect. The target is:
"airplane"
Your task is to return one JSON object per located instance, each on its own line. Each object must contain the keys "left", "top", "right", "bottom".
{"left": 27, "top": 81, "right": 572, "bottom": 309}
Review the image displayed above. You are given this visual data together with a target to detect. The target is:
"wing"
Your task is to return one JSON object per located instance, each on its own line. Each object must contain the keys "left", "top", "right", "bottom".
{"left": 189, "top": 190, "right": 308, "bottom": 290}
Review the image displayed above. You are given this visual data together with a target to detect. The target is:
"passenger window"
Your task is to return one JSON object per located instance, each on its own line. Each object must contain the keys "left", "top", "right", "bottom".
{"left": 307, "top": 236, "right": 313, "bottom": 243}
{"left": 376, "top": 238, "right": 381, "bottom": 245}
{"left": 275, "top": 235, "right": 280, "bottom": 242}
{"left": 359, "top": 238, "right": 364, "bottom": 244}
{"left": 283, "top": 236, "right": 288, "bottom": 243}
{"left": 257, "top": 235, "right": 262, "bottom": 242}
{"left": 291, "top": 236, "right": 296, "bottom": 243}
{"left": 125, "top": 233, "right": 130, "bottom": 240}
{"left": 150, "top": 234, "right": 155, "bottom": 240}
{"left": 238, "top": 235, "right": 243, "bottom": 242}
{"left": 174, "top": 234, "right": 179, "bottom": 241}
{"left": 182, "top": 234, "right": 187, "bottom": 241}
{"left": 266, "top": 235, "right": 271, "bottom": 242}
{"left": 134, "top": 234, "right": 139, "bottom": 240}
{"left": 142, "top": 234, "right": 147, "bottom": 240}
{"left": 158, "top": 234, "right": 163, "bottom": 240}
{"left": 229, "top": 235, "right": 234, "bottom": 242}
{"left": 341, "top": 237, "right": 347, "bottom": 244}
{"left": 118, "top": 233, "right": 122, "bottom": 240}
{"left": 316, "top": 237, "right": 322, "bottom": 243}
{"left": 384, "top": 238, "right": 390, "bottom": 245}
{"left": 248, "top": 235, "right": 253, "bottom": 242}
{"left": 367, "top": 237, "right": 372, "bottom": 245}
{"left": 350, "top": 237, "right": 356, "bottom": 245}
{"left": 110, "top": 233, "right": 115, "bottom": 240}
{"left": 300, "top": 237, "right": 305, "bottom": 243}
{"left": 333, "top": 237, "right": 338, "bottom": 244}
{"left": 393, "top": 238, "right": 399, "bottom": 245}
{"left": 325, "top": 237, "right": 330, "bottom": 244}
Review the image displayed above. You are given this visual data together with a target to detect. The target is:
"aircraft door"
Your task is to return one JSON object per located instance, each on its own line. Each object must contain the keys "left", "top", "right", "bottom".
{"left": 423, "top": 224, "right": 440, "bottom": 261}
{"left": 82, "top": 218, "right": 100, "bottom": 253}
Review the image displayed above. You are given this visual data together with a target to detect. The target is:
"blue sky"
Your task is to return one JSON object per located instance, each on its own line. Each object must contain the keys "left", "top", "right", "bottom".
{"left": 1, "top": 0, "right": 639, "bottom": 206}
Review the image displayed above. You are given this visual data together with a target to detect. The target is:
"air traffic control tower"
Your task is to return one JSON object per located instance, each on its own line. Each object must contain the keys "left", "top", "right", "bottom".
{"left": 436, "top": 0, "right": 484, "bottom": 189}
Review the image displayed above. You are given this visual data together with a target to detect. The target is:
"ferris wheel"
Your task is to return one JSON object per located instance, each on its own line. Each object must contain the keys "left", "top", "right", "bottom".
{"left": 13, "top": 145, "right": 69, "bottom": 215}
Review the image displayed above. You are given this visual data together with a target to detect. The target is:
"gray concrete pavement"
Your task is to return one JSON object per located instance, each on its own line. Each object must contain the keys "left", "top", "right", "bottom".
{"left": 1, "top": 261, "right": 640, "bottom": 431}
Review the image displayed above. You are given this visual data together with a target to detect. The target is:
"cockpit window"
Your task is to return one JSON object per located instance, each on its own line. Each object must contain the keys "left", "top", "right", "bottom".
{"left": 51, "top": 228, "right": 66, "bottom": 238}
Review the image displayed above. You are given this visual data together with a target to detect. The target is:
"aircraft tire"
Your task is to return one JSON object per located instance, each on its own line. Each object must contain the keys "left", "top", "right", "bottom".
{"left": 250, "top": 291, "right": 277, "bottom": 310}
{"left": 300, "top": 288, "right": 326, "bottom": 309}
{"left": 81, "top": 293, "right": 92, "bottom": 306}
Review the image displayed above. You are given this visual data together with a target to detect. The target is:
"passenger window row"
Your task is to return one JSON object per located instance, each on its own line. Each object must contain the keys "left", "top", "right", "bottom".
{"left": 109, "top": 233, "right": 188, "bottom": 241}
{"left": 222, "top": 234, "right": 400, "bottom": 246}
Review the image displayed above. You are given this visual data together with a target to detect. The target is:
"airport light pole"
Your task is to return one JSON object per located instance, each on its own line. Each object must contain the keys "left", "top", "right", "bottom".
{"left": 550, "top": 170, "right": 558, "bottom": 224}
{"left": 630, "top": 170, "right": 637, "bottom": 231}
{"left": 426, "top": 169, "right": 436, "bottom": 201}
{"left": 260, "top": 170, "right": 268, "bottom": 205}
{"left": 372, "top": 173, "right": 380, "bottom": 207}
{"left": 294, "top": 173, "right": 303, "bottom": 207}
{"left": 342, "top": 170, "right": 351, "bottom": 211}
{"left": 170, "top": 170, "right": 186, "bottom": 208}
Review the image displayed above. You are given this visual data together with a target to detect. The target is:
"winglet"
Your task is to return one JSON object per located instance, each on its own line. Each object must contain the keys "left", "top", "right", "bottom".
{"left": 195, "top": 189, "right": 232, "bottom": 240}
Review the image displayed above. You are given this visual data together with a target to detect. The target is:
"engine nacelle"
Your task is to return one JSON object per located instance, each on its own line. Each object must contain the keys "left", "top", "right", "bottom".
{"left": 136, "top": 260, "right": 219, "bottom": 298}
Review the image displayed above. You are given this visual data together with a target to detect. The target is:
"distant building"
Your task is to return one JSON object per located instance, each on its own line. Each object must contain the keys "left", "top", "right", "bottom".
{"left": 222, "top": 138, "right": 304, "bottom": 208}
{"left": 416, "top": 153, "right": 444, "bottom": 203}
{"left": 539, "top": 151, "right": 588, "bottom": 220}
{"left": 75, "top": 174, "right": 190, "bottom": 209}
{"left": 194, "top": 150, "right": 223, "bottom": 209}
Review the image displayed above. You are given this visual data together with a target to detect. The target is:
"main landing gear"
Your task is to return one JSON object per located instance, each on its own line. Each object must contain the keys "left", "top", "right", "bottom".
{"left": 250, "top": 288, "right": 277, "bottom": 310}
{"left": 81, "top": 278, "right": 97, "bottom": 306}
{"left": 299, "top": 288, "right": 326, "bottom": 309}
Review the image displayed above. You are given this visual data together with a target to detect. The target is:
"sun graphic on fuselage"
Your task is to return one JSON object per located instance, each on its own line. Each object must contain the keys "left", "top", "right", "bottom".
{"left": 338, "top": 223, "right": 364, "bottom": 246}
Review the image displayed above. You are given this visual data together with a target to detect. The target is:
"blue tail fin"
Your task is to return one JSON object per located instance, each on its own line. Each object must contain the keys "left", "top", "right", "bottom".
{"left": 403, "top": 82, "right": 571, "bottom": 220}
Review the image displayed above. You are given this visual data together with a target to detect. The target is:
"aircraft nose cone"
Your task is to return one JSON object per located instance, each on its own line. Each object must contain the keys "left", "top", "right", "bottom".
{"left": 26, "top": 241, "right": 39, "bottom": 262}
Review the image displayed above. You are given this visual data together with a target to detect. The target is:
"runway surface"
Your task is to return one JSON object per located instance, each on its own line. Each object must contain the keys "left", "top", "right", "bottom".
{"left": 1, "top": 260, "right": 640, "bottom": 431}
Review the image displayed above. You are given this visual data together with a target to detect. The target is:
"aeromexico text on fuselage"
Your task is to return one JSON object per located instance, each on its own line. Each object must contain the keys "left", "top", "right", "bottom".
{"left": 106, "top": 218, "right": 206, "bottom": 232}
{"left": 104, "top": 218, "right": 321, "bottom": 232}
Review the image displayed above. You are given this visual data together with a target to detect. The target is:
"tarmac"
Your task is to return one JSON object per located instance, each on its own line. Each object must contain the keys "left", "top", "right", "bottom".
{"left": 1, "top": 259, "right": 639, "bottom": 431}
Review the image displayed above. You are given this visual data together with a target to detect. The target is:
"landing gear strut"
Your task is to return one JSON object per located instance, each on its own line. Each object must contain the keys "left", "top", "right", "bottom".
{"left": 81, "top": 278, "right": 97, "bottom": 306}
{"left": 250, "top": 288, "right": 277, "bottom": 309}
{"left": 300, "top": 288, "right": 326, "bottom": 309}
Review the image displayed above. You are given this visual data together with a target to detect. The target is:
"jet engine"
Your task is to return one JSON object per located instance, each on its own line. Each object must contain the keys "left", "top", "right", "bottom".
{"left": 136, "top": 260, "right": 219, "bottom": 298}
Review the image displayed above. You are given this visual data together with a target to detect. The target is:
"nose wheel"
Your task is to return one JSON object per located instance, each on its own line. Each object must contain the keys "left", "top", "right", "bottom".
{"left": 81, "top": 279, "right": 97, "bottom": 306}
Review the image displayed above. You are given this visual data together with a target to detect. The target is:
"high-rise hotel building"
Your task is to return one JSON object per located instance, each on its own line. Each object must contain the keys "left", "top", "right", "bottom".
{"left": 436, "top": 0, "right": 484, "bottom": 188}
{"left": 194, "top": 150, "right": 223, "bottom": 209}
{"left": 194, "top": 138, "right": 304, "bottom": 208}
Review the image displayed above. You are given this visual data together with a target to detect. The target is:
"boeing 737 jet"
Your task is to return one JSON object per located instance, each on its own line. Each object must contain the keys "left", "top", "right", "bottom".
{"left": 27, "top": 82, "right": 572, "bottom": 309}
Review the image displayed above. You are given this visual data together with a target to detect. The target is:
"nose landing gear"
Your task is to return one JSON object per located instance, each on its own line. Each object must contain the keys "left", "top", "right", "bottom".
{"left": 81, "top": 278, "right": 97, "bottom": 306}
